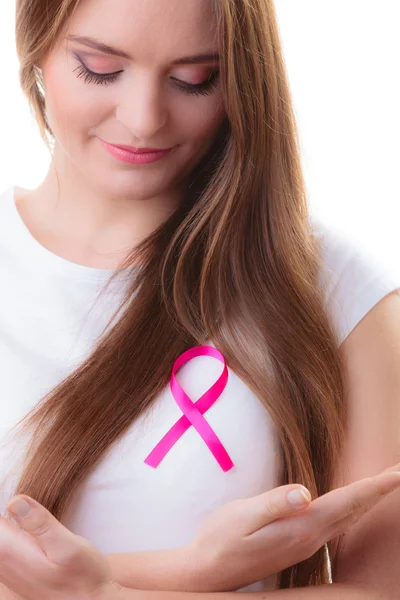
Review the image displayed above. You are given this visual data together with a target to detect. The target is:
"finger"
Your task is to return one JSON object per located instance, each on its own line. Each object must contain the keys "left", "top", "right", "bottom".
{"left": 310, "top": 470, "right": 400, "bottom": 536}
{"left": 0, "top": 511, "right": 58, "bottom": 593}
{"left": 327, "top": 469, "right": 400, "bottom": 538}
{"left": 243, "top": 484, "right": 312, "bottom": 535}
{"left": 7, "top": 495, "right": 82, "bottom": 567}
{"left": 383, "top": 462, "right": 400, "bottom": 474}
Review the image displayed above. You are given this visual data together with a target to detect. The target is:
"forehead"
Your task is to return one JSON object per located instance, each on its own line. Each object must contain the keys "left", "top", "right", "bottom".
{"left": 65, "top": 0, "right": 219, "bottom": 59}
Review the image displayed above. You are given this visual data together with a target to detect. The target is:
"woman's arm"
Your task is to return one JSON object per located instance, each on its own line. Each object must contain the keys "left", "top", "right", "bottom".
{"left": 106, "top": 547, "right": 203, "bottom": 592}
{"left": 327, "top": 289, "right": 400, "bottom": 597}
{"left": 113, "top": 583, "right": 383, "bottom": 600}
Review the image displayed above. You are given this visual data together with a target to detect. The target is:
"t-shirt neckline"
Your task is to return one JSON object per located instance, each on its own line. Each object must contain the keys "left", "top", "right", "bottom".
{"left": 2, "top": 185, "right": 135, "bottom": 283}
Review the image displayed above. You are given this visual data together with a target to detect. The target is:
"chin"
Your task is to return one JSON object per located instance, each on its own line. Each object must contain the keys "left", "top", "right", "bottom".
{"left": 96, "top": 172, "right": 172, "bottom": 201}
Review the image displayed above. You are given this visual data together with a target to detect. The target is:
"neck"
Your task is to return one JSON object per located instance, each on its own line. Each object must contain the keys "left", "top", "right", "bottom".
{"left": 17, "top": 146, "right": 183, "bottom": 270}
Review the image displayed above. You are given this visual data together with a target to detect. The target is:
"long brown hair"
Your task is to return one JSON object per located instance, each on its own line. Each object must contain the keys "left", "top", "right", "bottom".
{"left": 14, "top": 0, "right": 345, "bottom": 588}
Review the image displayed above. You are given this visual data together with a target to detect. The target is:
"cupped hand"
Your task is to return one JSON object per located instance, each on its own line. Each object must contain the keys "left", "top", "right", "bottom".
{"left": 0, "top": 496, "right": 117, "bottom": 600}
{"left": 189, "top": 464, "right": 400, "bottom": 592}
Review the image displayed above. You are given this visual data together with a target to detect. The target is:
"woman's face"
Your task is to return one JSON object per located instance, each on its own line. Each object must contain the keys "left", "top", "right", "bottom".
{"left": 40, "top": 0, "right": 225, "bottom": 201}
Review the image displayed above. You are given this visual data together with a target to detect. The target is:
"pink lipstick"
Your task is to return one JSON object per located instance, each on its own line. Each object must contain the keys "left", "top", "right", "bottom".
{"left": 98, "top": 138, "right": 174, "bottom": 164}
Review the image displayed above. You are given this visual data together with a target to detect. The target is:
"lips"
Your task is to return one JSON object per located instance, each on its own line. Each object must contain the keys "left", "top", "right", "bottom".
{"left": 98, "top": 137, "right": 174, "bottom": 165}
{"left": 113, "top": 144, "right": 170, "bottom": 154}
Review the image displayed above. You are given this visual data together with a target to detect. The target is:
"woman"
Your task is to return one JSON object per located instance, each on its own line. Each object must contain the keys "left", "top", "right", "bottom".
{"left": 0, "top": 0, "right": 399, "bottom": 597}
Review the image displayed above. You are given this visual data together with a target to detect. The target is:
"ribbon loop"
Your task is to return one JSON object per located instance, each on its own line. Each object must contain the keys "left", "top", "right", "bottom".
{"left": 144, "top": 345, "right": 234, "bottom": 472}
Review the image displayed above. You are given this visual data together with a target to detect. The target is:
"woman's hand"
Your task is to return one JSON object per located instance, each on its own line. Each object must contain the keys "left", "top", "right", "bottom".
{"left": 0, "top": 496, "right": 117, "bottom": 600}
{"left": 188, "top": 464, "right": 400, "bottom": 592}
{"left": 1, "top": 465, "right": 399, "bottom": 599}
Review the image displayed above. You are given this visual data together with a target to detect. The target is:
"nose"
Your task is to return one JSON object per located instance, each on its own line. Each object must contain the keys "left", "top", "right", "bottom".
{"left": 116, "top": 74, "right": 168, "bottom": 142}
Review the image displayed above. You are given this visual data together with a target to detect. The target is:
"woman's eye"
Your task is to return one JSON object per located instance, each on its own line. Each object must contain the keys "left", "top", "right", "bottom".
{"left": 171, "top": 70, "right": 220, "bottom": 97}
{"left": 73, "top": 59, "right": 220, "bottom": 97}
{"left": 73, "top": 63, "right": 122, "bottom": 86}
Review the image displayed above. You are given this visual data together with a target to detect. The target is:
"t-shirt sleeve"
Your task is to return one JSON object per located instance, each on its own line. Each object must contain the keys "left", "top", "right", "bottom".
{"left": 314, "top": 220, "right": 400, "bottom": 346}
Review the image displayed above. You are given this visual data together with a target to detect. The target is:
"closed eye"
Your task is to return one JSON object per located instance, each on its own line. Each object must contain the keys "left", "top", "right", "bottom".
{"left": 73, "top": 63, "right": 122, "bottom": 86}
{"left": 73, "top": 59, "right": 220, "bottom": 96}
{"left": 170, "top": 71, "right": 220, "bottom": 96}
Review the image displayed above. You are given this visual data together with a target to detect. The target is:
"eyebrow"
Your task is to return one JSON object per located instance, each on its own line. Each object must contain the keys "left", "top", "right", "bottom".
{"left": 66, "top": 35, "right": 219, "bottom": 64}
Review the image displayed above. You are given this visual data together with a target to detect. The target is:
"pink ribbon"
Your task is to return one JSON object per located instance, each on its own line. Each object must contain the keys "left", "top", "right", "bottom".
{"left": 144, "top": 345, "right": 234, "bottom": 472}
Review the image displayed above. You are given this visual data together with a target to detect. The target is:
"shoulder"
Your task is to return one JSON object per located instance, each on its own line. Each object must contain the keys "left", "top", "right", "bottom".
{"left": 311, "top": 219, "right": 400, "bottom": 346}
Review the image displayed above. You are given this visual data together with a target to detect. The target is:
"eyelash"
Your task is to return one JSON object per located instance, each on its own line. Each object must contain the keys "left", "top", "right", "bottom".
{"left": 73, "top": 61, "right": 220, "bottom": 97}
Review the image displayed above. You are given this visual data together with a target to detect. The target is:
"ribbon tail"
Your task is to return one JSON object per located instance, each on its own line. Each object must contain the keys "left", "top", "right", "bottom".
{"left": 144, "top": 415, "right": 191, "bottom": 467}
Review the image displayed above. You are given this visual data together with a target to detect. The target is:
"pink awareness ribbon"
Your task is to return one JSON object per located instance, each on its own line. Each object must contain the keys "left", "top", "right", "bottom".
{"left": 144, "top": 345, "right": 234, "bottom": 472}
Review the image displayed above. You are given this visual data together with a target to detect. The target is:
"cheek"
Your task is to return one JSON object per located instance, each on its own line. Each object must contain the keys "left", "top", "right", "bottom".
{"left": 42, "top": 55, "right": 105, "bottom": 141}
{"left": 177, "top": 97, "right": 226, "bottom": 143}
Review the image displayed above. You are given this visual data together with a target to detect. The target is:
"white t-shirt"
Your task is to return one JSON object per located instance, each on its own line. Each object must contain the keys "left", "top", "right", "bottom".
{"left": 0, "top": 185, "right": 398, "bottom": 593}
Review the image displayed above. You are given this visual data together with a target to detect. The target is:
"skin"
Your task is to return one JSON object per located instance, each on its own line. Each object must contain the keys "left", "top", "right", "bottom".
{"left": 0, "top": 429, "right": 400, "bottom": 599}
{"left": 3, "top": 0, "right": 400, "bottom": 597}
{"left": 17, "top": 0, "right": 225, "bottom": 269}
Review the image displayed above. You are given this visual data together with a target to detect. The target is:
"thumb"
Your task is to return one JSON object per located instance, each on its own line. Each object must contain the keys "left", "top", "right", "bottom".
{"left": 243, "top": 484, "right": 312, "bottom": 535}
{"left": 7, "top": 495, "right": 80, "bottom": 565}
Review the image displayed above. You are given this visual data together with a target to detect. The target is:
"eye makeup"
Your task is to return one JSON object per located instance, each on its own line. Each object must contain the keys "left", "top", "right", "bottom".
{"left": 170, "top": 70, "right": 220, "bottom": 97}
{"left": 72, "top": 57, "right": 220, "bottom": 97}
{"left": 73, "top": 63, "right": 122, "bottom": 86}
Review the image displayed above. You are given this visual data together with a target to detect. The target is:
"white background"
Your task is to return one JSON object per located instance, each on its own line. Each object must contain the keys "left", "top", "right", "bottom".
{"left": 0, "top": 1, "right": 399, "bottom": 273}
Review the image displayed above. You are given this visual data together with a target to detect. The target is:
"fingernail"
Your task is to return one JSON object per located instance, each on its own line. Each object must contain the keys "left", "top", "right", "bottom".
{"left": 384, "top": 465, "right": 400, "bottom": 474}
{"left": 287, "top": 488, "right": 311, "bottom": 508}
{"left": 8, "top": 498, "right": 31, "bottom": 519}
{"left": 383, "top": 470, "right": 400, "bottom": 479}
